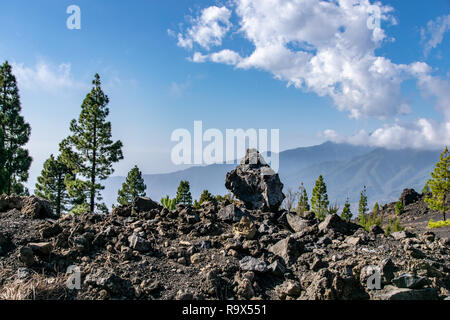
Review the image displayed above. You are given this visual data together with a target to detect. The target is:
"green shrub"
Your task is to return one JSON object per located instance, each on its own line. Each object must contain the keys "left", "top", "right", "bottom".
{"left": 385, "top": 218, "right": 403, "bottom": 235}
{"left": 328, "top": 201, "right": 340, "bottom": 215}
{"left": 69, "top": 203, "right": 90, "bottom": 216}
{"left": 395, "top": 201, "right": 404, "bottom": 215}
{"left": 428, "top": 219, "right": 450, "bottom": 229}
{"left": 161, "top": 195, "right": 176, "bottom": 210}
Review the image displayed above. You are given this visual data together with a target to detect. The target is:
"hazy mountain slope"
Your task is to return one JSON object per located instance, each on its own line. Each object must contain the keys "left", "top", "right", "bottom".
{"left": 102, "top": 142, "right": 440, "bottom": 210}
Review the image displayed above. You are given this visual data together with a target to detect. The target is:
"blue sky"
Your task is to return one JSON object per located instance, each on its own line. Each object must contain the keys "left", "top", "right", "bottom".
{"left": 0, "top": 0, "right": 449, "bottom": 189}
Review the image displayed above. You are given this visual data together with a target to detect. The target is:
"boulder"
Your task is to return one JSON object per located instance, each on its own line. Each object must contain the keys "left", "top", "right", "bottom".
{"left": 28, "top": 242, "right": 53, "bottom": 255}
{"left": 40, "top": 223, "right": 63, "bottom": 239}
{"left": 225, "top": 149, "right": 285, "bottom": 211}
{"left": 0, "top": 195, "right": 22, "bottom": 212}
{"left": 132, "top": 197, "right": 161, "bottom": 213}
{"left": 217, "top": 204, "right": 250, "bottom": 222}
{"left": 372, "top": 286, "right": 438, "bottom": 300}
{"left": 286, "top": 213, "right": 312, "bottom": 232}
{"left": 268, "top": 236, "right": 302, "bottom": 265}
{"left": 391, "top": 231, "right": 413, "bottom": 240}
{"left": 84, "top": 268, "right": 134, "bottom": 297}
{"left": 276, "top": 281, "right": 301, "bottom": 299}
{"left": 267, "top": 261, "right": 287, "bottom": 276}
{"left": 128, "top": 234, "right": 151, "bottom": 253}
{"left": 399, "top": 189, "right": 421, "bottom": 206}
{"left": 392, "top": 273, "right": 426, "bottom": 289}
{"left": 318, "top": 214, "right": 349, "bottom": 235}
{"left": 112, "top": 205, "right": 132, "bottom": 217}
{"left": 239, "top": 256, "right": 267, "bottom": 272}
{"left": 233, "top": 216, "right": 257, "bottom": 240}
{"left": 21, "top": 196, "right": 54, "bottom": 219}
{"left": 380, "top": 258, "right": 396, "bottom": 283}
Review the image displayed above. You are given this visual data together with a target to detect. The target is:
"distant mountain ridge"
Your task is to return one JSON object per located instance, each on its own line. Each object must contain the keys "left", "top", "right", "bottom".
{"left": 103, "top": 142, "right": 440, "bottom": 211}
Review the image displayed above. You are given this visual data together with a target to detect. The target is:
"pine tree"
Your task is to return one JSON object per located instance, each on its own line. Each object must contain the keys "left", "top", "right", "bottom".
{"left": 359, "top": 186, "right": 368, "bottom": 216}
{"left": 35, "top": 154, "right": 71, "bottom": 215}
{"left": 358, "top": 186, "right": 369, "bottom": 228}
{"left": 117, "top": 165, "right": 147, "bottom": 205}
{"left": 425, "top": 147, "right": 450, "bottom": 221}
{"left": 199, "top": 189, "right": 214, "bottom": 204}
{"left": 373, "top": 202, "right": 379, "bottom": 215}
{"left": 310, "top": 175, "right": 329, "bottom": 221}
{"left": 341, "top": 198, "right": 352, "bottom": 222}
{"left": 60, "top": 74, "right": 123, "bottom": 213}
{"left": 296, "top": 182, "right": 310, "bottom": 215}
{"left": 0, "top": 61, "right": 32, "bottom": 195}
{"left": 176, "top": 180, "right": 192, "bottom": 206}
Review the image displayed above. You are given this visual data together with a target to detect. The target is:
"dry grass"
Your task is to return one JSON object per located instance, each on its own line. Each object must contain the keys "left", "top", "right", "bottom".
{"left": 0, "top": 273, "right": 69, "bottom": 300}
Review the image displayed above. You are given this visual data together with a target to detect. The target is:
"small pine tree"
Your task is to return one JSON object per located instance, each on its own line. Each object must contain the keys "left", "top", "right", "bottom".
{"left": 311, "top": 175, "right": 329, "bottom": 221}
{"left": 373, "top": 202, "right": 379, "bottom": 216}
{"left": 117, "top": 165, "right": 147, "bottom": 206}
{"left": 60, "top": 74, "right": 123, "bottom": 213}
{"left": 395, "top": 201, "right": 404, "bottom": 215}
{"left": 359, "top": 186, "right": 368, "bottom": 217}
{"left": 199, "top": 189, "right": 214, "bottom": 204}
{"left": 341, "top": 198, "right": 352, "bottom": 222}
{"left": 358, "top": 186, "right": 369, "bottom": 229}
{"left": 296, "top": 182, "right": 310, "bottom": 215}
{"left": 424, "top": 147, "right": 450, "bottom": 221}
{"left": 176, "top": 180, "right": 192, "bottom": 206}
{"left": 35, "top": 154, "right": 71, "bottom": 215}
{"left": 0, "top": 61, "right": 32, "bottom": 195}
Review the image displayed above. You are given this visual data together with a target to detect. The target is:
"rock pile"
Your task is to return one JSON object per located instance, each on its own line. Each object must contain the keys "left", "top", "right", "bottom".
{"left": 0, "top": 155, "right": 449, "bottom": 300}
{"left": 225, "top": 149, "right": 285, "bottom": 211}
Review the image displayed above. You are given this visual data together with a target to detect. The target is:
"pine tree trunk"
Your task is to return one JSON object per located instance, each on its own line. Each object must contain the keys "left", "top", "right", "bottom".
{"left": 90, "top": 115, "right": 97, "bottom": 214}
{"left": 56, "top": 173, "right": 62, "bottom": 216}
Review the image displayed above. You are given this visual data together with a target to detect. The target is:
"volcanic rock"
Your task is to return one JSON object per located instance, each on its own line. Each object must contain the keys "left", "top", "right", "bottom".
{"left": 225, "top": 149, "right": 285, "bottom": 211}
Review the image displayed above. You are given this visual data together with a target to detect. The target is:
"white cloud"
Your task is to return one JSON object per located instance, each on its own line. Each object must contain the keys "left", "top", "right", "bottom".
{"left": 11, "top": 61, "right": 83, "bottom": 92}
{"left": 421, "top": 14, "right": 450, "bottom": 57}
{"left": 177, "top": 6, "right": 232, "bottom": 50}
{"left": 176, "top": 0, "right": 417, "bottom": 119}
{"left": 175, "top": 0, "right": 450, "bottom": 149}
{"left": 324, "top": 119, "right": 450, "bottom": 150}
{"left": 192, "top": 49, "right": 242, "bottom": 65}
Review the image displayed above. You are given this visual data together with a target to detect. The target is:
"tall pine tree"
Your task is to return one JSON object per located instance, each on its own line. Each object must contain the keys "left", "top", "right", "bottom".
{"left": 35, "top": 154, "right": 71, "bottom": 215}
{"left": 0, "top": 61, "right": 32, "bottom": 195}
{"left": 310, "top": 175, "right": 329, "bottom": 221}
{"left": 425, "top": 147, "right": 449, "bottom": 221}
{"left": 60, "top": 74, "right": 123, "bottom": 213}
{"left": 117, "top": 165, "right": 147, "bottom": 205}
{"left": 176, "top": 180, "right": 192, "bottom": 206}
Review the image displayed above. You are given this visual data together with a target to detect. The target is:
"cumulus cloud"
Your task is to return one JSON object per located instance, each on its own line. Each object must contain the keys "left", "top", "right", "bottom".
{"left": 176, "top": 6, "right": 232, "bottom": 50}
{"left": 192, "top": 49, "right": 242, "bottom": 65}
{"left": 175, "top": 0, "right": 416, "bottom": 119}
{"left": 421, "top": 14, "right": 450, "bottom": 57}
{"left": 11, "top": 61, "right": 82, "bottom": 92}
{"left": 324, "top": 119, "right": 450, "bottom": 150}
{"left": 175, "top": 0, "right": 450, "bottom": 149}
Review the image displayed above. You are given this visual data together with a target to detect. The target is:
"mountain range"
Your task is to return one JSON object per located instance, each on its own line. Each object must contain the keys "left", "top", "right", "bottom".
{"left": 103, "top": 142, "right": 440, "bottom": 212}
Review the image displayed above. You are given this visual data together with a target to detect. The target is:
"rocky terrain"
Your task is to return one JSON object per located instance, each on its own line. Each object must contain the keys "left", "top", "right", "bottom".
{"left": 0, "top": 149, "right": 449, "bottom": 300}
{"left": 379, "top": 188, "right": 450, "bottom": 240}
